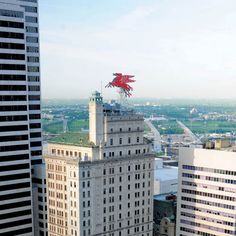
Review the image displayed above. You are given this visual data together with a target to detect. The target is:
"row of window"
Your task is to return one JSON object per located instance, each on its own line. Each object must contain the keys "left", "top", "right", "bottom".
{"left": 0, "top": 52, "right": 25, "bottom": 60}
{"left": 51, "top": 148, "right": 89, "bottom": 159}
{"left": 104, "top": 148, "right": 147, "bottom": 158}
{"left": 109, "top": 126, "right": 142, "bottom": 133}
{"left": 48, "top": 173, "right": 66, "bottom": 181}
{"left": 0, "top": 20, "right": 24, "bottom": 29}
{"left": 21, "top": 0, "right": 37, "bottom": 3}
{"left": 0, "top": 153, "right": 29, "bottom": 163}
{"left": 110, "top": 136, "right": 141, "bottom": 145}
{"left": 0, "top": 95, "right": 26, "bottom": 101}
{"left": 0, "top": 42, "right": 24, "bottom": 50}
{"left": 0, "top": 9, "right": 23, "bottom": 18}
{"left": 180, "top": 226, "right": 216, "bottom": 236}
{"left": 181, "top": 211, "right": 234, "bottom": 227}
{"left": 180, "top": 219, "right": 234, "bottom": 235}
{"left": 0, "top": 64, "right": 25, "bottom": 70}
{"left": 0, "top": 144, "right": 29, "bottom": 153}
{"left": 0, "top": 31, "right": 24, "bottom": 39}
{"left": 183, "top": 164, "right": 236, "bottom": 177}
{"left": 182, "top": 188, "right": 235, "bottom": 202}
{"left": 0, "top": 134, "right": 28, "bottom": 142}
{"left": 0, "top": 124, "right": 28, "bottom": 132}
{"left": 0, "top": 85, "right": 26, "bottom": 91}
{"left": 0, "top": 74, "right": 26, "bottom": 80}
{"left": 182, "top": 180, "right": 236, "bottom": 194}
{"left": 182, "top": 172, "right": 236, "bottom": 185}
{"left": 181, "top": 203, "right": 235, "bottom": 219}
{"left": 0, "top": 105, "right": 27, "bottom": 111}
{"left": 0, "top": 114, "right": 27, "bottom": 122}
{"left": 181, "top": 196, "right": 235, "bottom": 210}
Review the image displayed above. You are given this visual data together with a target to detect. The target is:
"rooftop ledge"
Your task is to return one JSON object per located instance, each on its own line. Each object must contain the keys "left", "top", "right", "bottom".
{"left": 48, "top": 132, "right": 95, "bottom": 147}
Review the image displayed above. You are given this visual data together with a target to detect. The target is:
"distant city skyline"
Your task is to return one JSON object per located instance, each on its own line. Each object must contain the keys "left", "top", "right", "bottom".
{"left": 40, "top": 0, "right": 236, "bottom": 99}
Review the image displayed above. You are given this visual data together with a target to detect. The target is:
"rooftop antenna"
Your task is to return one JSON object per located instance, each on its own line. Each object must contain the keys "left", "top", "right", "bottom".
{"left": 100, "top": 80, "right": 103, "bottom": 95}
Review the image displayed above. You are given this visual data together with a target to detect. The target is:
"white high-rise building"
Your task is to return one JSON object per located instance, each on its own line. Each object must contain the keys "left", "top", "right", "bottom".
{"left": 0, "top": 0, "right": 45, "bottom": 235}
{"left": 177, "top": 148, "right": 236, "bottom": 236}
{"left": 45, "top": 91, "right": 154, "bottom": 236}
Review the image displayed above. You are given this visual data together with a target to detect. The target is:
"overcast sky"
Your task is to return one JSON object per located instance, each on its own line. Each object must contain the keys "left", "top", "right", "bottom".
{"left": 39, "top": 0, "right": 236, "bottom": 99}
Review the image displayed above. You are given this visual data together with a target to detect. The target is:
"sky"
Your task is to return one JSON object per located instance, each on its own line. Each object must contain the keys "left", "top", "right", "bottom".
{"left": 39, "top": 0, "right": 236, "bottom": 99}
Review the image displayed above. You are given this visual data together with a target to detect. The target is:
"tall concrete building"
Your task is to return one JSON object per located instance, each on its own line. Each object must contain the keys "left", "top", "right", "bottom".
{"left": 177, "top": 148, "right": 236, "bottom": 236}
{"left": 0, "top": 0, "right": 45, "bottom": 235}
{"left": 45, "top": 91, "right": 154, "bottom": 236}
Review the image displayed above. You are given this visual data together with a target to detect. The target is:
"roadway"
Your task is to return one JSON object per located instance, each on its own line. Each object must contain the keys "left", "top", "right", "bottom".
{"left": 176, "top": 120, "right": 200, "bottom": 143}
{"left": 144, "top": 119, "right": 162, "bottom": 152}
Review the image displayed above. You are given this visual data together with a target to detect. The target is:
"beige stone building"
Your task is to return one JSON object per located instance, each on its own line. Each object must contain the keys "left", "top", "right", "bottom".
{"left": 45, "top": 92, "right": 154, "bottom": 236}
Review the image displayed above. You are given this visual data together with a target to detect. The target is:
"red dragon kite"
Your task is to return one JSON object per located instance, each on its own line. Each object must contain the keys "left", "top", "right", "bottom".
{"left": 106, "top": 73, "right": 135, "bottom": 97}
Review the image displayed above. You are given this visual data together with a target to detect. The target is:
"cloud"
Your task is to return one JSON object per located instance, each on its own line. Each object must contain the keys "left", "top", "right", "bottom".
{"left": 114, "top": 5, "right": 156, "bottom": 30}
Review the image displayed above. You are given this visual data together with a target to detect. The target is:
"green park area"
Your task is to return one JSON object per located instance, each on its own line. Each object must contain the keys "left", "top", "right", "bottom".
{"left": 43, "top": 119, "right": 89, "bottom": 134}
{"left": 153, "top": 120, "right": 184, "bottom": 135}
{"left": 182, "top": 120, "right": 236, "bottom": 134}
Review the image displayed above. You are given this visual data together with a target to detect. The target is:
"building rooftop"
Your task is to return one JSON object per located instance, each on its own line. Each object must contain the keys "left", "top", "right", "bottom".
{"left": 48, "top": 132, "right": 95, "bottom": 147}
{"left": 154, "top": 192, "right": 177, "bottom": 201}
{"left": 155, "top": 166, "right": 178, "bottom": 181}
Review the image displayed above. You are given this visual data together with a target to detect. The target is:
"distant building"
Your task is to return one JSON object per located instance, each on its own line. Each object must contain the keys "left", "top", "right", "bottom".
{"left": 177, "top": 148, "right": 236, "bottom": 235}
{"left": 190, "top": 108, "right": 198, "bottom": 115}
{"left": 45, "top": 92, "right": 154, "bottom": 236}
{"left": 153, "top": 193, "right": 177, "bottom": 236}
{"left": 204, "top": 139, "right": 232, "bottom": 150}
{"left": 154, "top": 158, "right": 178, "bottom": 195}
{"left": 215, "top": 139, "right": 231, "bottom": 149}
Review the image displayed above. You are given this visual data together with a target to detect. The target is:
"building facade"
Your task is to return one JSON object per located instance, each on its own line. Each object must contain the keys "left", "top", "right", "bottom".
{"left": 0, "top": 0, "right": 45, "bottom": 235}
{"left": 177, "top": 148, "right": 236, "bottom": 236}
{"left": 153, "top": 193, "right": 176, "bottom": 236}
{"left": 154, "top": 158, "right": 178, "bottom": 195}
{"left": 45, "top": 92, "right": 154, "bottom": 236}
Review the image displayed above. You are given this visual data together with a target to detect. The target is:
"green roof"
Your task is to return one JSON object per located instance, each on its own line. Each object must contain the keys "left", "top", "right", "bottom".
{"left": 48, "top": 132, "right": 94, "bottom": 147}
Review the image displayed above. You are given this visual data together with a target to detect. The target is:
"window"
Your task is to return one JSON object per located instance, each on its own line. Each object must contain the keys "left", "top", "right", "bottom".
{"left": 119, "top": 138, "right": 122, "bottom": 144}
{"left": 128, "top": 137, "right": 131, "bottom": 144}
{"left": 26, "top": 36, "right": 38, "bottom": 43}
{"left": 0, "top": 9, "right": 23, "bottom": 18}
{"left": 24, "top": 6, "right": 37, "bottom": 13}
{"left": 25, "top": 16, "right": 38, "bottom": 23}
{"left": 110, "top": 139, "right": 113, "bottom": 146}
